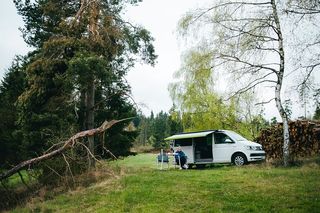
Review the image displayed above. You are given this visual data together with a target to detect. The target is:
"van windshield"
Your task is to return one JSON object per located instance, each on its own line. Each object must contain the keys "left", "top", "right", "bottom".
{"left": 226, "top": 131, "right": 247, "bottom": 141}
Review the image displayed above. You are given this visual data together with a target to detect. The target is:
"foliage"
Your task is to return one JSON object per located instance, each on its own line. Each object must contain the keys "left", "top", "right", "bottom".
{"left": 168, "top": 48, "right": 266, "bottom": 138}
{"left": 314, "top": 106, "right": 320, "bottom": 120}
{"left": 174, "top": 0, "right": 320, "bottom": 166}
{"left": 0, "top": 0, "right": 156, "bottom": 184}
{"left": 0, "top": 56, "right": 27, "bottom": 168}
{"left": 170, "top": 49, "right": 233, "bottom": 131}
{"left": 313, "top": 89, "right": 320, "bottom": 120}
{"left": 16, "top": 42, "right": 77, "bottom": 160}
{"left": 271, "top": 117, "right": 278, "bottom": 125}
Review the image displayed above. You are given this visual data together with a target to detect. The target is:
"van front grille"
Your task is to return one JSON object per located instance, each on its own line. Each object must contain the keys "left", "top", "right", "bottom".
{"left": 250, "top": 153, "right": 265, "bottom": 157}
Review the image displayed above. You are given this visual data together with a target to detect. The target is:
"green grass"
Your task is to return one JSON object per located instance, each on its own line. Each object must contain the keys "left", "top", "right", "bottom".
{"left": 12, "top": 154, "right": 320, "bottom": 213}
{"left": 4, "top": 170, "right": 37, "bottom": 188}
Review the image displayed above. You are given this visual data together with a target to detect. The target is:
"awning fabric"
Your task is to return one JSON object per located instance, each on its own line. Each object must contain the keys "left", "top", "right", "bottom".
{"left": 164, "top": 131, "right": 215, "bottom": 140}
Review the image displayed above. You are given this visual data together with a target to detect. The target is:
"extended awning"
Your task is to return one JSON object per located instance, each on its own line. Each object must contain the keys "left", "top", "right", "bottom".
{"left": 164, "top": 130, "right": 215, "bottom": 140}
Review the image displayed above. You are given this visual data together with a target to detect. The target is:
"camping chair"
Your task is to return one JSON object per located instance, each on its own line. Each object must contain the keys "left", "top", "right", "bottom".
{"left": 156, "top": 149, "right": 170, "bottom": 170}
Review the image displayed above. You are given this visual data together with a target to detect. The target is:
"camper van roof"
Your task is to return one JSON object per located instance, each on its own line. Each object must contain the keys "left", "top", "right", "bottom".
{"left": 164, "top": 130, "right": 217, "bottom": 140}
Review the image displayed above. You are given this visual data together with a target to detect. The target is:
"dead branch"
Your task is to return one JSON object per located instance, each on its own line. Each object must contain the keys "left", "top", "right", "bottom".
{"left": 102, "top": 147, "right": 118, "bottom": 160}
{"left": 78, "top": 141, "right": 102, "bottom": 164}
{"left": 62, "top": 153, "right": 75, "bottom": 183}
{"left": 0, "top": 118, "right": 133, "bottom": 181}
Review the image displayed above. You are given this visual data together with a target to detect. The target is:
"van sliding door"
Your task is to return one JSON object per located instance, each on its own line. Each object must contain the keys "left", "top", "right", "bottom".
{"left": 194, "top": 135, "right": 213, "bottom": 162}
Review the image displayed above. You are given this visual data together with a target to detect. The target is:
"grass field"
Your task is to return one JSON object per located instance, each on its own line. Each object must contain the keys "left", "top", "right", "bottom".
{"left": 11, "top": 154, "right": 320, "bottom": 212}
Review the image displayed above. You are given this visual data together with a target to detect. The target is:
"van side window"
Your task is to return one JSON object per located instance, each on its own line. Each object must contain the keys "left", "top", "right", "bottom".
{"left": 175, "top": 138, "right": 192, "bottom": 146}
{"left": 214, "top": 133, "right": 234, "bottom": 144}
{"left": 193, "top": 136, "right": 211, "bottom": 145}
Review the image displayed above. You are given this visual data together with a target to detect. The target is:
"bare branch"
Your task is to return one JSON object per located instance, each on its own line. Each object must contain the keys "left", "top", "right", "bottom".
{"left": 285, "top": 8, "right": 320, "bottom": 15}
{"left": 62, "top": 153, "right": 75, "bottom": 183}
{"left": 191, "top": 1, "right": 271, "bottom": 24}
{"left": 298, "top": 62, "right": 320, "bottom": 88}
{"left": 102, "top": 147, "right": 118, "bottom": 160}
{"left": 217, "top": 54, "right": 278, "bottom": 74}
{"left": 255, "top": 98, "right": 275, "bottom": 105}
{"left": 216, "top": 21, "right": 278, "bottom": 42}
{"left": 78, "top": 141, "right": 102, "bottom": 164}
{"left": 44, "top": 163, "right": 64, "bottom": 178}
{"left": 227, "top": 79, "right": 277, "bottom": 100}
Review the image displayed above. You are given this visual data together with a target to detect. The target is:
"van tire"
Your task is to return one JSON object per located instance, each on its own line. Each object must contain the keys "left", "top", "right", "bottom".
{"left": 195, "top": 164, "right": 206, "bottom": 169}
{"left": 232, "top": 153, "right": 247, "bottom": 166}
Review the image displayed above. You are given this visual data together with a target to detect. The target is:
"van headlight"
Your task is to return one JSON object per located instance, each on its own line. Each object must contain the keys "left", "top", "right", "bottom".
{"left": 246, "top": 146, "right": 262, "bottom": 151}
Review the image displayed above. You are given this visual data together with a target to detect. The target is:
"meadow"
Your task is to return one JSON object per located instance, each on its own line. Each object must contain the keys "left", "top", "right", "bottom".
{"left": 11, "top": 154, "right": 320, "bottom": 213}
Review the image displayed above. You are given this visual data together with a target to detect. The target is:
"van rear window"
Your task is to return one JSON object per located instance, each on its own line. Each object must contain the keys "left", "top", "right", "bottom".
{"left": 175, "top": 138, "right": 192, "bottom": 146}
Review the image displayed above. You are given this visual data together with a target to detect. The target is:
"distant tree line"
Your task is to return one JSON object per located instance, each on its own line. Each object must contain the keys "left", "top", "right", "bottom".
{"left": 134, "top": 108, "right": 183, "bottom": 149}
{"left": 133, "top": 106, "right": 276, "bottom": 150}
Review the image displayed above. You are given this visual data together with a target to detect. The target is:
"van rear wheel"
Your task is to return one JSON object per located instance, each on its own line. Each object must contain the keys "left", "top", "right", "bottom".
{"left": 232, "top": 153, "right": 247, "bottom": 166}
{"left": 195, "top": 164, "right": 206, "bottom": 169}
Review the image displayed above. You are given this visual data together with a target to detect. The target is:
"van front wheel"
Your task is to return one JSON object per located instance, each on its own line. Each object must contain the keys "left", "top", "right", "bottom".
{"left": 232, "top": 153, "right": 247, "bottom": 166}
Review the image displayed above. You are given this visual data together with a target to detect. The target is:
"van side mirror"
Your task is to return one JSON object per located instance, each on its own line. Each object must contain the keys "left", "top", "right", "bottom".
{"left": 225, "top": 138, "right": 233, "bottom": 143}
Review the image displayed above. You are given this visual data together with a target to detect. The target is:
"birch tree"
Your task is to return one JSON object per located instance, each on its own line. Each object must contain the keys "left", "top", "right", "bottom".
{"left": 179, "top": 0, "right": 293, "bottom": 165}
{"left": 285, "top": 0, "right": 320, "bottom": 103}
{"left": 169, "top": 48, "right": 238, "bottom": 132}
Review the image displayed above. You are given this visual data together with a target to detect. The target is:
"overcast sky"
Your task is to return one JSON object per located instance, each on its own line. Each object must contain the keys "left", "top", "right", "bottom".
{"left": 1, "top": 0, "right": 314, "bottom": 120}
{"left": 0, "top": 0, "right": 212, "bottom": 116}
{"left": 0, "top": 1, "right": 30, "bottom": 75}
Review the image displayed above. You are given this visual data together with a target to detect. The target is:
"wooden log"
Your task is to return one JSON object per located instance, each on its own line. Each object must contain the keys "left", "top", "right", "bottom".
{"left": 0, "top": 118, "right": 132, "bottom": 181}
{"left": 256, "top": 120, "right": 320, "bottom": 161}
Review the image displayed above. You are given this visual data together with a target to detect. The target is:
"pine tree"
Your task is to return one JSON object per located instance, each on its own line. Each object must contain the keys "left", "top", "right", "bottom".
{"left": 12, "top": 0, "right": 156, "bottom": 167}
{"left": 0, "top": 57, "right": 27, "bottom": 168}
{"left": 313, "top": 106, "right": 320, "bottom": 120}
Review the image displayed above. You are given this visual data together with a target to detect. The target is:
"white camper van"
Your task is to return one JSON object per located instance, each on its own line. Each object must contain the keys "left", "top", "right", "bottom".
{"left": 165, "top": 130, "right": 265, "bottom": 166}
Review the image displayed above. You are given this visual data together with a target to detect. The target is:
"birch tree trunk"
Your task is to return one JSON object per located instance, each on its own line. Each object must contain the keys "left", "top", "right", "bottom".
{"left": 271, "top": 0, "right": 290, "bottom": 166}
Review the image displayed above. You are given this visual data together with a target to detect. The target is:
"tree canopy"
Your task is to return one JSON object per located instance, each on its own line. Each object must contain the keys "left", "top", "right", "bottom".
{"left": 0, "top": 0, "right": 156, "bottom": 172}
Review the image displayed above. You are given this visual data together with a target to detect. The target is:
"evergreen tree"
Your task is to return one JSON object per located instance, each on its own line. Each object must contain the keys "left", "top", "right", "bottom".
{"left": 10, "top": 0, "right": 156, "bottom": 167}
{"left": 168, "top": 105, "right": 183, "bottom": 135}
{"left": 0, "top": 56, "right": 27, "bottom": 168}
{"left": 313, "top": 105, "right": 320, "bottom": 120}
{"left": 135, "top": 109, "right": 183, "bottom": 149}
{"left": 152, "top": 111, "right": 169, "bottom": 148}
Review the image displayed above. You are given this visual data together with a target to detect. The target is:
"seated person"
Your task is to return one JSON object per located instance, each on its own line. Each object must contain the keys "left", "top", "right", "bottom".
{"left": 174, "top": 146, "right": 188, "bottom": 169}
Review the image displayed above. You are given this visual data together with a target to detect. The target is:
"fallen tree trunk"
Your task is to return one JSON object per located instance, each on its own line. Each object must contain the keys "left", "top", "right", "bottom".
{"left": 0, "top": 118, "right": 131, "bottom": 181}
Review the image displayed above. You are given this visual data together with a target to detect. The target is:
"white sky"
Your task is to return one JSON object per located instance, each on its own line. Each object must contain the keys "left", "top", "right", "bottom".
{"left": 0, "top": 1, "right": 30, "bottom": 75}
{"left": 0, "top": 0, "right": 314, "bottom": 120}
{"left": 124, "top": 0, "right": 212, "bottom": 116}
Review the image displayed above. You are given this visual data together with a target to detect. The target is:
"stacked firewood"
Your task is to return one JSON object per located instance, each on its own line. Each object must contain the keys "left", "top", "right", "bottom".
{"left": 256, "top": 120, "right": 320, "bottom": 161}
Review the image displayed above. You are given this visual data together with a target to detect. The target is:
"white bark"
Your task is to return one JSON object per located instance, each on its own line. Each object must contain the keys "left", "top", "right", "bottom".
{"left": 272, "top": 0, "right": 290, "bottom": 166}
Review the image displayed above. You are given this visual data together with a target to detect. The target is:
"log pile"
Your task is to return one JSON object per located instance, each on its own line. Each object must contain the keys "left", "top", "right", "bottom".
{"left": 256, "top": 120, "right": 320, "bottom": 161}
